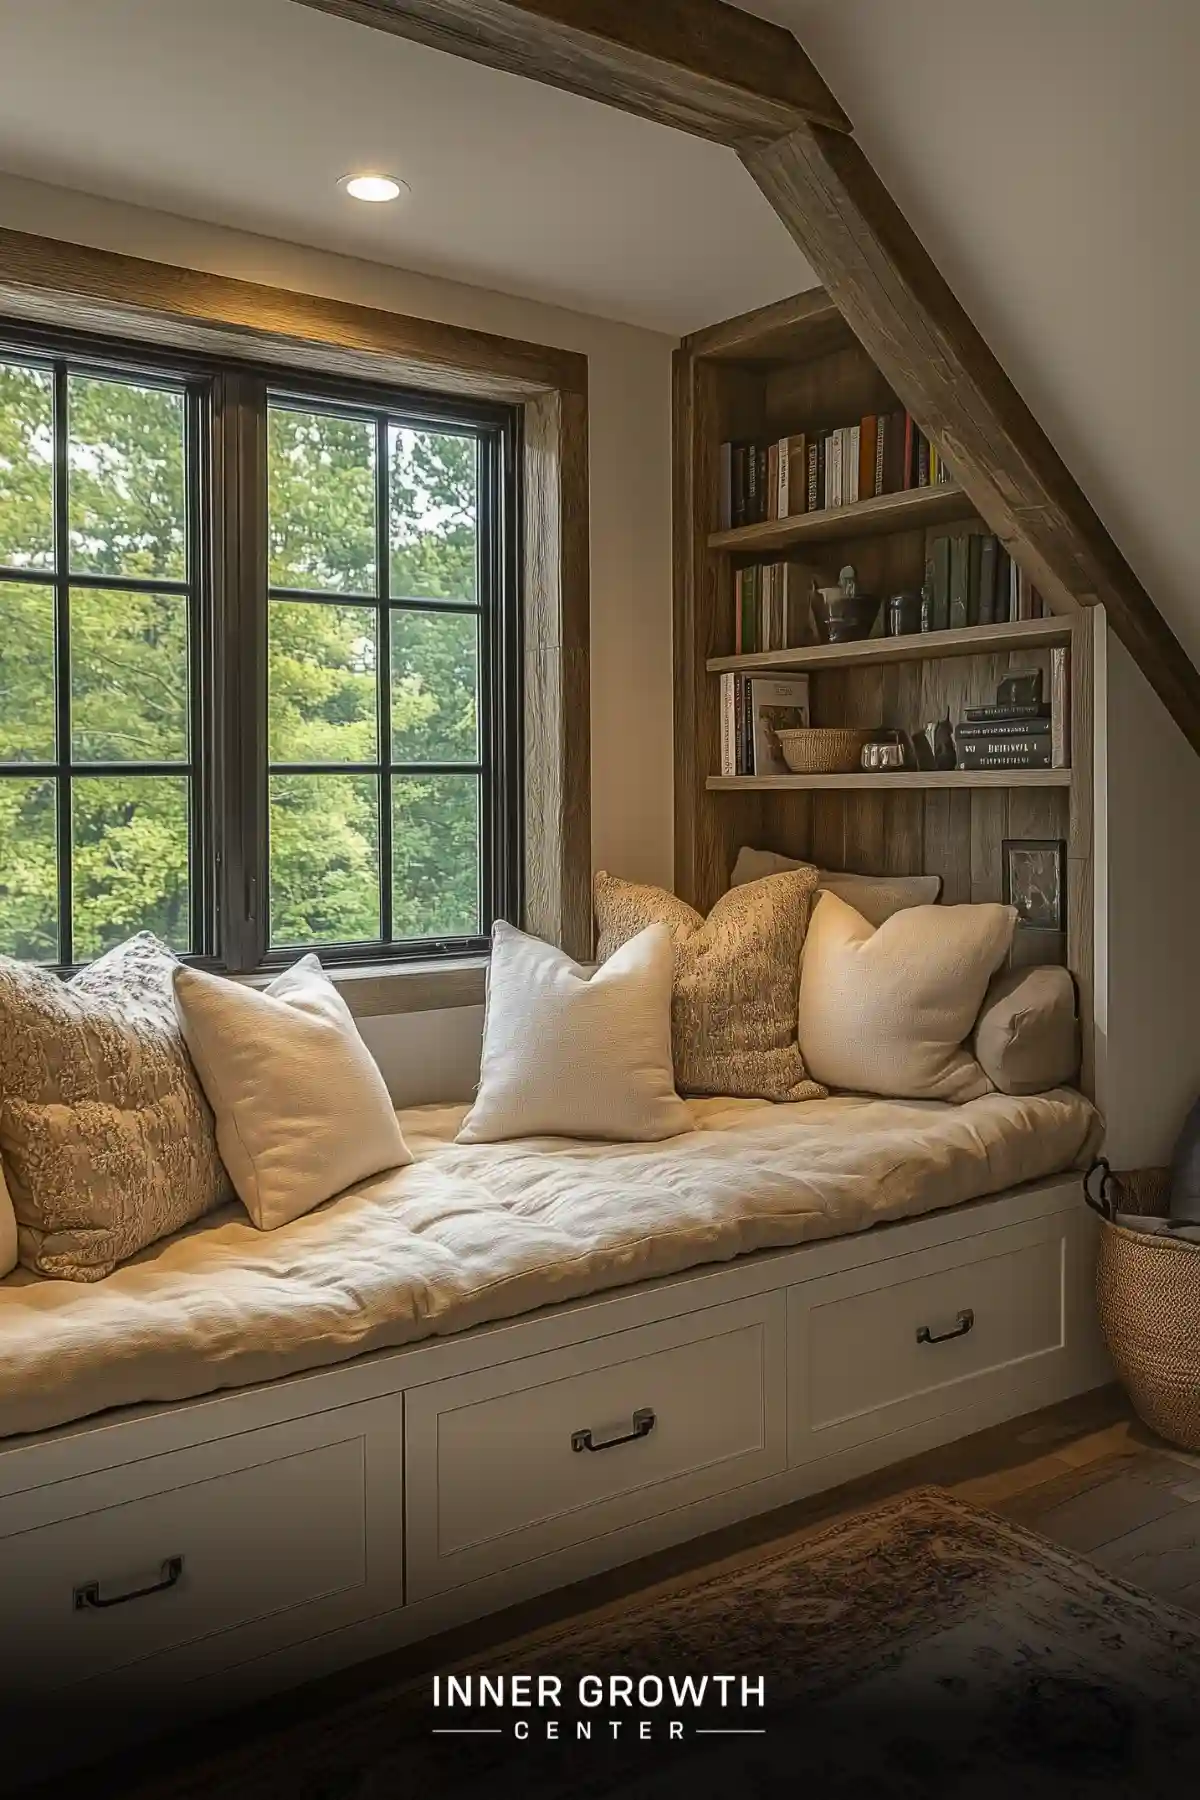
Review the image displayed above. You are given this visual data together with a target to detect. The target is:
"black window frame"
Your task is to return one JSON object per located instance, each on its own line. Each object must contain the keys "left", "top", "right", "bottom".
{"left": 0, "top": 320, "right": 523, "bottom": 975}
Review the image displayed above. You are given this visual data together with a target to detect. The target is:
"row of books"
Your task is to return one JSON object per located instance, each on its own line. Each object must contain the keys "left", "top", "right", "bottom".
{"left": 718, "top": 412, "right": 953, "bottom": 531}
{"left": 733, "top": 562, "right": 812, "bottom": 656}
{"left": 954, "top": 651, "right": 1070, "bottom": 770}
{"left": 924, "top": 533, "right": 1046, "bottom": 632}
{"left": 719, "top": 674, "right": 811, "bottom": 778}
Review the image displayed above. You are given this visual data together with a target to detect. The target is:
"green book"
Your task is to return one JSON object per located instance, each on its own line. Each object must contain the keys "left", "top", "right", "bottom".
{"left": 948, "top": 535, "right": 970, "bottom": 631}
{"left": 929, "top": 536, "right": 951, "bottom": 631}
{"left": 977, "top": 536, "right": 997, "bottom": 627}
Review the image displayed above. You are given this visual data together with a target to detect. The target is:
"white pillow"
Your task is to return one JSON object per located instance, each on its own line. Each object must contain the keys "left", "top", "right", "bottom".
{"left": 797, "top": 892, "right": 1017, "bottom": 1101}
{"left": 173, "top": 955, "right": 411, "bottom": 1230}
{"left": 730, "top": 846, "right": 941, "bottom": 927}
{"left": 0, "top": 1159, "right": 16, "bottom": 1278}
{"left": 457, "top": 920, "right": 693, "bottom": 1145}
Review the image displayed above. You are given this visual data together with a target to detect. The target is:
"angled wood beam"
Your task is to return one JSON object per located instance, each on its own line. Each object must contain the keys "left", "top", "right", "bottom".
{"left": 291, "top": 0, "right": 850, "bottom": 142}
{"left": 741, "top": 125, "right": 1200, "bottom": 753}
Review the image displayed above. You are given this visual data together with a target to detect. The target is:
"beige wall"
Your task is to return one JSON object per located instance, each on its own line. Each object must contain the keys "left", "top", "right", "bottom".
{"left": 0, "top": 173, "right": 677, "bottom": 894}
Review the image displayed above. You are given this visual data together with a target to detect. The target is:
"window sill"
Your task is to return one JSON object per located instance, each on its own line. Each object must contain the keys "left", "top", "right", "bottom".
{"left": 236, "top": 955, "right": 489, "bottom": 1018}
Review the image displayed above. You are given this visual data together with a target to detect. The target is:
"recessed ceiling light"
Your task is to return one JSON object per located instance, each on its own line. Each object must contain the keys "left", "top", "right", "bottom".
{"left": 340, "top": 173, "right": 408, "bottom": 204}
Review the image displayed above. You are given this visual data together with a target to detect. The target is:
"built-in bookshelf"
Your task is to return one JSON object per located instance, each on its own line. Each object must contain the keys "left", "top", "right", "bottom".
{"left": 673, "top": 286, "right": 1097, "bottom": 1092}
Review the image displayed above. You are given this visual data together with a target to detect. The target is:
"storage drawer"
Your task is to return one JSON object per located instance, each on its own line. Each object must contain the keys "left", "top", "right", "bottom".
{"left": 406, "top": 1294, "right": 786, "bottom": 1599}
{"left": 788, "top": 1215, "right": 1069, "bottom": 1464}
{"left": 0, "top": 1396, "right": 405, "bottom": 1702}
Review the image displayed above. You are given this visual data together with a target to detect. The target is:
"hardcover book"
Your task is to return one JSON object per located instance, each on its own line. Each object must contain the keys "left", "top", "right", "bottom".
{"left": 747, "top": 676, "right": 812, "bottom": 776}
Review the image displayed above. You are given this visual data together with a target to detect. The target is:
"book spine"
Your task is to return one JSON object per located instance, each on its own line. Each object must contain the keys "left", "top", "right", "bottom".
{"left": 718, "top": 442, "right": 733, "bottom": 533}
{"left": 734, "top": 569, "right": 743, "bottom": 656}
{"left": 917, "top": 430, "right": 931, "bottom": 489}
{"left": 966, "top": 534, "right": 982, "bottom": 626}
{"left": 931, "top": 535, "right": 951, "bottom": 631}
{"left": 957, "top": 719, "right": 1052, "bottom": 739}
{"left": 746, "top": 444, "right": 759, "bottom": 525}
{"left": 720, "top": 673, "right": 734, "bottom": 777}
{"left": 1050, "top": 645, "right": 1070, "bottom": 768}
{"left": 874, "top": 414, "right": 886, "bottom": 499}
{"left": 807, "top": 440, "right": 820, "bottom": 512}
{"left": 977, "top": 535, "right": 997, "bottom": 627}
{"left": 775, "top": 439, "right": 788, "bottom": 522}
{"left": 743, "top": 675, "right": 754, "bottom": 776}
{"left": 948, "top": 535, "right": 969, "bottom": 630}
{"left": 845, "top": 425, "right": 860, "bottom": 504}
{"left": 860, "top": 414, "right": 878, "bottom": 500}
{"left": 785, "top": 435, "right": 807, "bottom": 517}
{"left": 964, "top": 703, "right": 1048, "bottom": 722}
{"left": 732, "top": 445, "right": 747, "bottom": 529}
{"left": 903, "top": 414, "right": 916, "bottom": 490}
{"left": 958, "top": 742, "right": 1053, "bottom": 768}
{"left": 766, "top": 442, "right": 778, "bottom": 524}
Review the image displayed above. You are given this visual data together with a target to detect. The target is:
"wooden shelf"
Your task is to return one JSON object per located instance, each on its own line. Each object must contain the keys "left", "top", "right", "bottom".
{"left": 708, "top": 483, "right": 973, "bottom": 555}
{"left": 707, "top": 769, "right": 1072, "bottom": 793}
{"left": 707, "top": 614, "right": 1071, "bottom": 676}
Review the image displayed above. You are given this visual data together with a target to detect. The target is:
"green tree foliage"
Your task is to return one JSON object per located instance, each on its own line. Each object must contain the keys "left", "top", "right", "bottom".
{"left": 0, "top": 370, "right": 483, "bottom": 962}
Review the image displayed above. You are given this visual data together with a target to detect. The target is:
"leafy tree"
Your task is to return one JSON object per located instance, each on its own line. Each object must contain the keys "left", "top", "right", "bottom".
{"left": 0, "top": 368, "right": 483, "bottom": 962}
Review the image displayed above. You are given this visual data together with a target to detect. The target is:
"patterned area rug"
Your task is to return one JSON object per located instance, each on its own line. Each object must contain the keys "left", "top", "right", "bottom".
{"left": 103, "top": 1488, "right": 1200, "bottom": 1799}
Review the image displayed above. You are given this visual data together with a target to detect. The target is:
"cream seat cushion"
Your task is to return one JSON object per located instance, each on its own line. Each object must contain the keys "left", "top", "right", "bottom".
{"left": 797, "top": 892, "right": 1017, "bottom": 1101}
{"left": 458, "top": 920, "right": 691, "bottom": 1144}
{"left": 594, "top": 868, "right": 825, "bottom": 1103}
{"left": 174, "top": 955, "right": 411, "bottom": 1230}
{"left": 0, "top": 933, "right": 230, "bottom": 1281}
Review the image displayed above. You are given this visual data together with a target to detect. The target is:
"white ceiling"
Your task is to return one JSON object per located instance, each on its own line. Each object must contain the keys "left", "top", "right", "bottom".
{"left": 0, "top": 0, "right": 814, "bottom": 336}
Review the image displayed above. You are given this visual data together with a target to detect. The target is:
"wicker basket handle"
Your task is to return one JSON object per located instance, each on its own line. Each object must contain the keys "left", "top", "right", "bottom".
{"left": 1083, "top": 1158, "right": 1117, "bottom": 1221}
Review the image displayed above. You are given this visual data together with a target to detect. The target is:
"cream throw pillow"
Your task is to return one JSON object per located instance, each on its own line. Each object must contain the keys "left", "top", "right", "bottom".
{"left": 797, "top": 892, "right": 1017, "bottom": 1101}
{"left": 731, "top": 846, "right": 942, "bottom": 926}
{"left": 458, "top": 920, "right": 692, "bottom": 1145}
{"left": 594, "top": 869, "right": 825, "bottom": 1103}
{"left": 174, "top": 955, "right": 411, "bottom": 1230}
{"left": 0, "top": 1161, "right": 17, "bottom": 1280}
{"left": 0, "top": 934, "right": 230, "bottom": 1280}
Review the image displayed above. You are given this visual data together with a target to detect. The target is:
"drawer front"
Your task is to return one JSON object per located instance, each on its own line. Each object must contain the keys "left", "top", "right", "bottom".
{"left": 788, "top": 1217, "right": 1068, "bottom": 1464}
{"left": 0, "top": 1397, "right": 404, "bottom": 1698}
{"left": 406, "top": 1294, "right": 786, "bottom": 1599}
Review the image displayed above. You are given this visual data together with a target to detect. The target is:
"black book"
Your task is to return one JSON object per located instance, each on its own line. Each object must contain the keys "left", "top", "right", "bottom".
{"left": 958, "top": 741, "right": 1053, "bottom": 769}
{"left": 977, "top": 536, "right": 997, "bottom": 627}
{"left": 964, "top": 702, "right": 1050, "bottom": 723}
{"left": 957, "top": 718, "right": 1052, "bottom": 739}
{"left": 746, "top": 443, "right": 760, "bottom": 524}
{"left": 948, "top": 535, "right": 970, "bottom": 630}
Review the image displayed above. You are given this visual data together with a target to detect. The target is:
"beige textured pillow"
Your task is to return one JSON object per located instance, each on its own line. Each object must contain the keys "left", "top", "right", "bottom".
{"left": 174, "top": 955, "right": 411, "bottom": 1231}
{"left": 0, "top": 934, "right": 230, "bottom": 1281}
{"left": 594, "top": 869, "right": 825, "bottom": 1102}
{"left": 458, "top": 921, "right": 692, "bottom": 1144}
{"left": 973, "top": 965, "right": 1080, "bottom": 1095}
{"left": 731, "top": 846, "right": 942, "bottom": 926}
{"left": 797, "top": 892, "right": 1017, "bottom": 1101}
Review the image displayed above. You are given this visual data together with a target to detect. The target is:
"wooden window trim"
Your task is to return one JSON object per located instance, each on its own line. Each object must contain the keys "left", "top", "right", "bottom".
{"left": 0, "top": 227, "right": 593, "bottom": 996}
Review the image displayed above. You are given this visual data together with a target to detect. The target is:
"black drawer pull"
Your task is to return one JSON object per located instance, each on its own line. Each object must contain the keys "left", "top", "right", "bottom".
{"left": 73, "top": 1555, "right": 184, "bottom": 1612}
{"left": 572, "top": 1407, "right": 656, "bottom": 1454}
{"left": 916, "top": 1308, "right": 975, "bottom": 1346}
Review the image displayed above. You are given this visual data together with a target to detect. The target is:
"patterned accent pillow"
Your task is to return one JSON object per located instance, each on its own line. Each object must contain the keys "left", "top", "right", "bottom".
{"left": 594, "top": 869, "right": 826, "bottom": 1103}
{"left": 0, "top": 934, "right": 231, "bottom": 1281}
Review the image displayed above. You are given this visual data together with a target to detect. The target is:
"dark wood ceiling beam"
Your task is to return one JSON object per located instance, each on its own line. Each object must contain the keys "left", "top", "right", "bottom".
{"left": 292, "top": 0, "right": 850, "bottom": 142}
{"left": 742, "top": 124, "right": 1200, "bottom": 752}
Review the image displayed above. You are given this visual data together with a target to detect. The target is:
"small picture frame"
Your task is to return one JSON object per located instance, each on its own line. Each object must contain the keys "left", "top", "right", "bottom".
{"left": 1002, "top": 838, "right": 1066, "bottom": 932}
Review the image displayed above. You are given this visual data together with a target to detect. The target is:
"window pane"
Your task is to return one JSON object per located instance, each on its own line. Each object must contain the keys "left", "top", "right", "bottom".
{"left": 72, "top": 774, "right": 190, "bottom": 959}
{"left": 71, "top": 589, "right": 189, "bottom": 764}
{"left": 0, "top": 362, "right": 54, "bottom": 570}
{"left": 391, "top": 609, "right": 479, "bottom": 765}
{"left": 268, "top": 407, "right": 376, "bottom": 594}
{"left": 0, "top": 776, "right": 57, "bottom": 959}
{"left": 0, "top": 583, "right": 56, "bottom": 763}
{"left": 389, "top": 426, "right": 477, "bottom": 603}
{"left": 68, "top": 376, "right": 187, "bottom": 580}
{"left": 392, "top": 774, "right": 480, "bottom": 939}
{"left": 270, "top": 773, "right": 379, "bottom": 946}
{"left": 269, "top": 601, "right": 377, "bottom": 765}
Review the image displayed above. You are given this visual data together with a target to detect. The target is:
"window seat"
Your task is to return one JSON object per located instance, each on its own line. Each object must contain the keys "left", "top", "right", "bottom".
{"left": 0, "top": 1091, "right": 1100, "bottom": 1444}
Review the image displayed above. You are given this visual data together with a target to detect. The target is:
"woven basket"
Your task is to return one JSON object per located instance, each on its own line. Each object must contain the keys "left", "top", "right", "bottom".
{"left": 1084, "top": 1160, "right": 1200, "bottom": 1451}
{"left": 775, "top": 727, "right": 871, "bottom": 775}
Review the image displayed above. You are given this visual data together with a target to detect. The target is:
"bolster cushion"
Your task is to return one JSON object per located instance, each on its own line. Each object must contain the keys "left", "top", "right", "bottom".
{"left": 972, "top": 965, "right": 1080, "bottom": 1096}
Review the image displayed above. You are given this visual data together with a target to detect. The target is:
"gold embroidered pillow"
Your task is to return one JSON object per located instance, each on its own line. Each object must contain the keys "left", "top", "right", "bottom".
{"left": 0, "top": 934, "right": 231, "bottom": 1281}
{"left": 594, "top": 869, "right": 825, "bottom": 1102}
